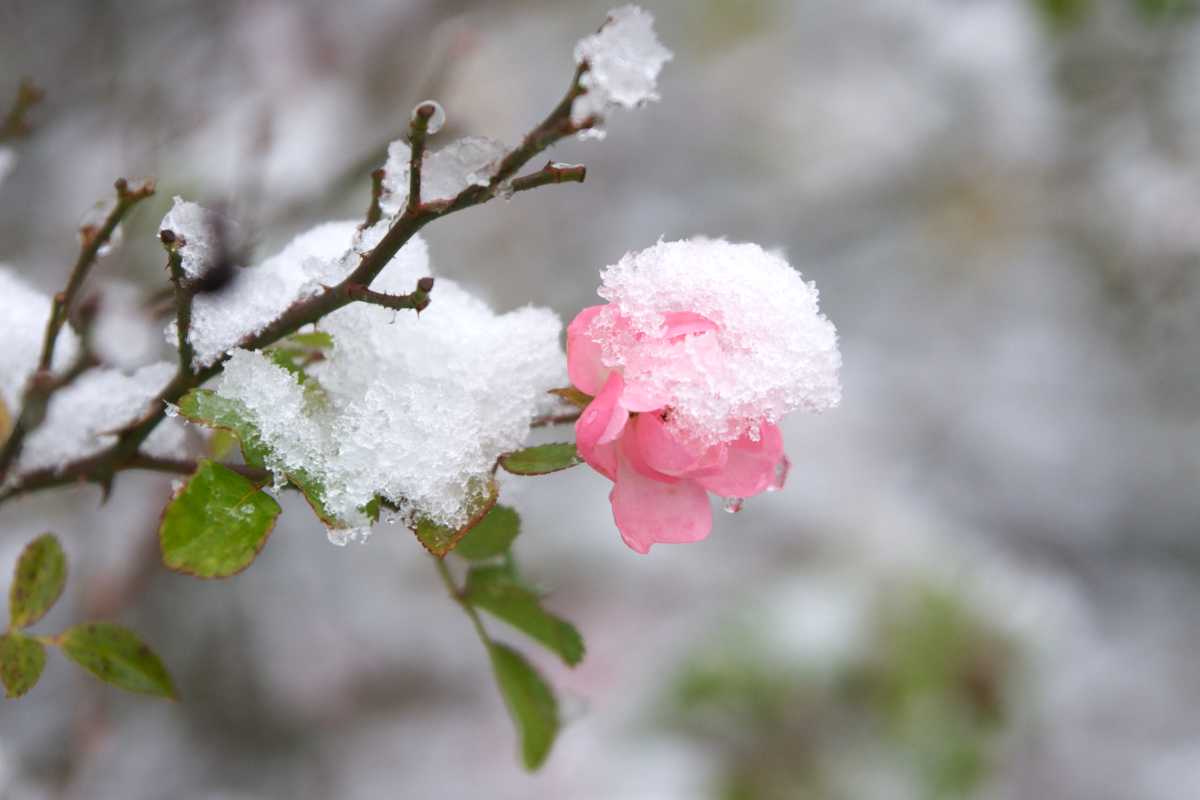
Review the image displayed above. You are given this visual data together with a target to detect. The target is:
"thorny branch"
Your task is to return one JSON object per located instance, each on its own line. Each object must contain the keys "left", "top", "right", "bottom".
{"left": 0, "top": 179, "right": 154, "bottom": 484}
{"left": 0, "top": 62, "right": 596, "bottom": 506}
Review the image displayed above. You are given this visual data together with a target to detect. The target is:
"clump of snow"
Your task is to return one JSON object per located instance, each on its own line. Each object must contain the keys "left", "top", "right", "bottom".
{"left": 571, "top": 5, "right": 672, "bottom": 129}
{"left": 18, "top": 362, "right": 189, "bottom": 473}
{"left": 212, "top": 238, "right": 564, "bottom": 541}
{"left": 0, "top": 267, "right": 79, "bottom": 413}
{"left": 589, "top": 238, "right": 841, "bottom": 447}
{"left": 380, "top": 136, "right": 508, "bottom": 215}
{"left": 167, "top": 215, "right": 370, "bottom": 368}
{"left": 159, "top": 196, "right": 233, "bottom": 281}
{"left": 0, "top": 147, "right": 16, "bottom": 187}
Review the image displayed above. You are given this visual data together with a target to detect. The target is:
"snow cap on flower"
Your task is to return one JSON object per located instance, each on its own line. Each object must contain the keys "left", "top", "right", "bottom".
{"left": 569, "top": 238, "right": 840, "bottom": 554}
{"left": 571, "top": 5, "right": 673, "bottom": 127}
{"left": 588, "top": 237, "right": 841, "bottom": 448}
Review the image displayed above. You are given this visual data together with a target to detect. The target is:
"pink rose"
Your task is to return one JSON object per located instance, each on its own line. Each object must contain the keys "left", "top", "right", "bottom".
{"left": 569, "top": 305, "right": 788, "bottom": 553}
{"left": 567, "top": 239, "right": 841, "bottom": 554}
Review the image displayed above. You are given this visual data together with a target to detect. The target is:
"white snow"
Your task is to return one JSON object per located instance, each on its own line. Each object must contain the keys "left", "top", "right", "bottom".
{"left": 19, "top": 362, "right": 188, "bottom": 473}
{"left": 212, "top": 238, "right": 564, "bottom": 541}
{"left": 380, "top": 136, "right": 508, "bottom": 215}
{"left": 588, "top": 238, "right": 841, "bottom": 447}
{"left": 166, "top": 217, "right": 369, "bottom": 368}
{"left": 571, "top": 5, "right": 672, "bottom": 129}
{"left": 159, "top": 196, "right": 229, "bottom": 281}
{"left": 0, "top": 267, "right": 79, "bottom": 413}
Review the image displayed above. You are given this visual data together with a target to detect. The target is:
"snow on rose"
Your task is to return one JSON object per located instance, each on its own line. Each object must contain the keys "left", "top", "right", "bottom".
{"left": 568, "top": 238, "right": 841, "bottom": 553}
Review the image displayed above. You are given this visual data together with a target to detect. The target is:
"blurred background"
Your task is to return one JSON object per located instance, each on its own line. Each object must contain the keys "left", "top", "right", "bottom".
{"left": 2, "top": 0, "right": 1200, "bottom": 797}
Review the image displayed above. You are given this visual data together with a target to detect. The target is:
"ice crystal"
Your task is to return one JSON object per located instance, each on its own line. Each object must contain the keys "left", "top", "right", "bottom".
{"left": 380, "top": 136, "right": 508, "bottom": 215}
{"left": 571, "top": 5, "right": 672, "bottom": 128}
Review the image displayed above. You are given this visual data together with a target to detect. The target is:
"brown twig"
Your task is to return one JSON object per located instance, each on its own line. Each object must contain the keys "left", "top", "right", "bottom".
{"left": 160, "top": 232, "right": 195, "bottom": 377}
{"left": 0, "top": 59, "right": 592, "bottom": 506}
{"left": 362, "top": 168, "right": 386, "bottom": 229}
{"left": 0, "top": 78, "right": 44, "bottom": 142}
{"left": 0, "top": 178, "right": 153, "bottom": 484}
{"left": 343, "top": 278, "right": 434, "bottom": 313}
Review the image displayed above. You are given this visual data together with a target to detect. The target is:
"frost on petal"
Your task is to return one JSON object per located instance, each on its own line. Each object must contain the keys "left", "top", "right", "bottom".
{"left": 159, "top": 196, "right": 237, "bottom": 281}
{"left": 209, "top": 249, "right": 565, "bottom": 538}
{"left": 589, "top": 238, "right": 842, "bottom": 448}
{"left": 18, "top": 362, "right": 182, "bottom": 473}
{"left": 168, "top": 220, "right": 392, "bottom": 368}
{"left": 571, "top": 5, "right": 673, "bottom": 127}
{"left": 0, "top": 267, "right": 79, "bottom": 412}
{"left": 381, "top": 136, "right": 508, "bottom": 215}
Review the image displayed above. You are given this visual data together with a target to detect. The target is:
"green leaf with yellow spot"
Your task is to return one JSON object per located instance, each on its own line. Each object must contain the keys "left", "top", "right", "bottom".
{"left": 9, "top": 533, "right": 67, "bottom": 629}
{"left": 59, "top": 623, "right": 176, "bottom": 699}
{"left": 0, "top": 633, "right": 45, "bottom": 698}
{"left": 159, "top": 460, "right": 280, "bottom": 578}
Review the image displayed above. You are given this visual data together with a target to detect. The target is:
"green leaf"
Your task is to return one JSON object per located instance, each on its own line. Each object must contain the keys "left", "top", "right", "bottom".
{"left": 159, "top": 460, "right": 281, "bottom": 578}
{"left": 412, "top": 479, "right": 498, "bottom": 557}
{"left": 454, "top": 505, "right": 520, "bottom": 561}
{"left": 178, "top": 389, "right": 353, "bottom": 533}
{"left": 9, "top": 533, "right": 67, "bottom": 629}
{"left": 176, "top": 389, "right": 271, "bottom": 469}
{"left": 466, "top": 566, "right": 584, "bottom": 666}
{"left": 548, "top": 386, "right": 592, "bottom": 409}
{"left": 59, "top": 623, "right": 176, "bottom": 699}
{"left": 499, "top": 443, "right": 582, "bottom": 476}
{"left": 286, "top": 331, "right": 333, "bottom": 349}
{"left": 488, "top": 642, "right": 559, "bottom": 770}
{"left": 0, "top": 633, "right": 45, "bottom": 698}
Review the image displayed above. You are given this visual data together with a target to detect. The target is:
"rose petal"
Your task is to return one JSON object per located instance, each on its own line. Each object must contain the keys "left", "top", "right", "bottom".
{"left": 694, "top": 422, "right": 785, "bottom": 499}
{"left": 567, "top": 305, "right": 609, "bottom": 395}
{"left": 575, "top": 371, "right": 629, "bottom": 480}
{"left": 662, "top": 311, "right": 718, "bottom": 339}
{"left": 619, "top": 379, "right": 669, "bottom": 413}
{"left": 611, "top": 436, "right": 712, "bottom": 554}
{"left": 636, "top": 412, "right": 710, "bottom": 477}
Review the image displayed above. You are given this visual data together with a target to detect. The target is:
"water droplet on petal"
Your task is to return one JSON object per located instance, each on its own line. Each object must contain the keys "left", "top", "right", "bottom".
{"left": 767, "top": 455, "right": 791, "bottom": 492}
{"left": 413, "top": 100, "right": 446, "bottom": 134}
{"left": 722, "top": 496, "right": 744, "bottom": 514}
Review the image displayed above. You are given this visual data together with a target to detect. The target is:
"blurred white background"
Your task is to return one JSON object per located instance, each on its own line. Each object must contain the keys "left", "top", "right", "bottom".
{"left": 3, "top": 1, "right": 1200, "bottom": 797}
